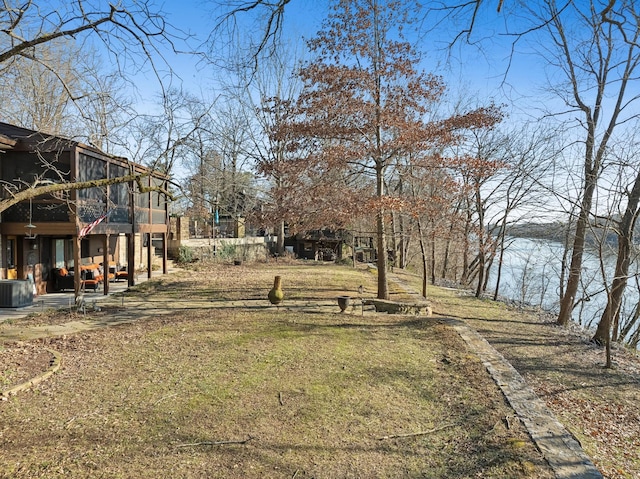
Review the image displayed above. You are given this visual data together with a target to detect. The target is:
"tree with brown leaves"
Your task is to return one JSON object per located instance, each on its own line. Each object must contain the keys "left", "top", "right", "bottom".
{"left": 273, "top": 0, "right": 502, "bottom": 299}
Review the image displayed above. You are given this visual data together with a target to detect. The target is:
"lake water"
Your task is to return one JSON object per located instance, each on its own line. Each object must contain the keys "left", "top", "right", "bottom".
{"left": 486, "top": 237, "right": 640, "bottom": 343}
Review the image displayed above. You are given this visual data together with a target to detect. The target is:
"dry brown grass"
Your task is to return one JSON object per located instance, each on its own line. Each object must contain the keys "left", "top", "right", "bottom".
{"left": 395, "top": 268, "right": 640, "bottom": 479}
{"left": 0, "top": 262, "right": 554, "bottom": 478}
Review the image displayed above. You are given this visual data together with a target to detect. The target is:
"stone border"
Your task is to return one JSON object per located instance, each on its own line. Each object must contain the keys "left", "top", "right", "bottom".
{"left": 383, "top": 271, "right": 603, "bottom": 478}
{"left": 1, "top": 348, "right": 62, "bottom": 399}
{"left": 362, "top": 298, "right": 432, "bottom": 315}
{"left": 448, "top": 319, "right": 603, "bottom": 479}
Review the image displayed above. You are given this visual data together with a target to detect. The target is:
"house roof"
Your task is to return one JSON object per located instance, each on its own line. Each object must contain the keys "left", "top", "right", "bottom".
{"left": 0, "top": 121, "right": 166, "bottom": 178}
{"left": 0, "top": 133, "right": 16, "bottom": 151}
{"left": 0, "top": 121, "right": 102, "bottom": 155}
{"left": 0, "top": 122, "right": 40, "bottom": 139}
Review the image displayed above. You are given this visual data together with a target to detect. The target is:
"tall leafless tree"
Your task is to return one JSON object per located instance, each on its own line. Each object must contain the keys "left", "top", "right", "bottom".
{"left": 592, "top": 140, "right": 640, "bottom": 359}
{"left": 527, "top": 1, "right": 640, "bottom": 327}
{"left": 0, "top": 0, "right": 193, "bottom": 208}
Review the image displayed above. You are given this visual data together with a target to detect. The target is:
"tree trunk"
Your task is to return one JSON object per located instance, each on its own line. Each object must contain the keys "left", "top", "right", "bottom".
{"left": 475, "top": 251, "right": 485, "bottom": 298}
{"left": 493, "top": 224, "right": 506, "bottom": 301}
{"left": 376, "top": 162, "right": 389, "bottom": 299}
{"left": 558, "top": 219, "right": 574, "bottom": 301}
{"left": 430, "top": 230, "right": 436, "bottom": 285}
{"left": 398, "top": 213, "right": 406, "bottom": 269}
{"left": 483, "top": 255, "right": 493, "bottom": 293}
{"left": 442, "top": 236, "right": 451, "bottom": 280}
{"left": 442, "top": 213, "right": 460, "bottom": 281}
{"left": 460, "top": 206, "right": 472, "bottom": 285}
{"left": 592, "top": 169, "right": 640, "bottom": 344}
{"left": 276, "top": 219, "right": 285, "bottom": 255}
{"left": 390, "top": 210, "right": 398, "bottom": 268}
{"left": 351, "top": 231, "right": 357, "bottom": 268}
{"left": 417, "top": 219, "right": 428, "bottom": 298}
{"left": 474, "top": 227, "right": 486, "bottom": 298}
{"left": 376, "top": 212, "right": 389, "bottom": 299}
{"left": 619, "top": 278, "right": 640, "bottom": 343}
{"left": 474, "top": 183, "right": 486, "bottom": 298}
{"left": 557, "top": 169, "right": 597, "bottom": 326}
{"left": 629, "top": 324, "right": 640, "bottom": 349}
{"left": 592, "top": 235, "right": 629, "bottom": 345}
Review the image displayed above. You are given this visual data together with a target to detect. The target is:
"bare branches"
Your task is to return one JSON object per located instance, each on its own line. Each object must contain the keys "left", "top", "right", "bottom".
{"left": 213, "top": 0, "right": 292, "bottom": 44}
{"left": 0, "top": 1, "right": 194, "bottom": 126}
{"left": 544, "top": 1, "right": 640, "bottom": 326}
{"left": 419, "top": 1, "right": 493, "bottom": 47}
{"left": 209, "top": 0, "right": 293, "bottom": 72}
{"left": 0, "top": 173, "right": 176, "bottom": 215}
{"left": 225, "top": 0, "right": 292, "bottom": 64}
{"left": 134, "top": 175, "right": 177, "bottom": 202}
{"left": 377, "top": 423, "right": 455, "bottom": 440}
{"left": 0, "top": 4, "right": 116, "bottom": 63}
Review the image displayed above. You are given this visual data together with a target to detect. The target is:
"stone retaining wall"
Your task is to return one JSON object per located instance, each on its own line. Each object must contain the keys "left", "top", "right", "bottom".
{"left": 169, "top": 236, "right": 276, "bottom": 262}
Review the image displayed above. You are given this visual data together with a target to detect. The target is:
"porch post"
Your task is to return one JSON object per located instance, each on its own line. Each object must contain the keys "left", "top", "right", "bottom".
{"left": 127, "top": 233, "right": 135, "bottom": 287}
{"left": 147, "top": 233, "right": 152, "bottom": 279}
{"left": 103, "top": 234, "right": 109, "bottom": 295}
{"left": 162, "top": 232, "right": 168, "bottom": 275}
{"left": 73, "top": 235, "right": 81, "bottom": 298}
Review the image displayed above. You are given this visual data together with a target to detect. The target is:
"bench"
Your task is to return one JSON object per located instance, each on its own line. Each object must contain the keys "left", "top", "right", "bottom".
{"left": 363, "top": 298, "right": 432, "bottom": 316}
{"left": 110, "top": 262, "right": 128, "bottom": 281}
{"left": 103, "top": 262, "right": 117, "bottom": 282}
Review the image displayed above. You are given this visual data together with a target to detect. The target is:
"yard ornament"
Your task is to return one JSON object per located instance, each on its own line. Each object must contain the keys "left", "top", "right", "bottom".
{"left": 268, "top": 276, "right": 284, "bottom": 306}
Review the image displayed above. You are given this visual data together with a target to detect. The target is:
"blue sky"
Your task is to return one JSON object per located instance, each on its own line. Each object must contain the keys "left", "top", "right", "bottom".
{"left": 141, "top": 0, "right": 538, "bottom": 114}
{"left": 122, "top": 0, "right": 549, "bottom": 195}
{"left": 117, "top": 0, "right": 584, "bottom": 221}
{"left": 116, "top": 1, "right": 640, "bottom": 224}
{"left": 147, "top": 1, "right": 327, "bottom": 93}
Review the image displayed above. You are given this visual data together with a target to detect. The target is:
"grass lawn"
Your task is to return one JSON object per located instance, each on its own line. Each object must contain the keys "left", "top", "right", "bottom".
{"left": 394, "top": 268, "right": 640, "bottom": 479}
{"left": 0, "top": 262, "right": 552, "bottom": 478}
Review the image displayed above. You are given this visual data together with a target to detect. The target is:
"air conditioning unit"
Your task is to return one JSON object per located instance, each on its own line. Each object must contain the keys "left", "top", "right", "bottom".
{"left": 0, "top": 280, "right": 34, "bottom": 308}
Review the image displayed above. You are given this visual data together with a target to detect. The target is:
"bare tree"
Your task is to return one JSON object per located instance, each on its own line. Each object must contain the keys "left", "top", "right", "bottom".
{"left": 127, "top": 88, "right": 216, "bottom": 176}
{"left": 80, "top": 70, "right": 136, "bottom": 155}
{"left": 527, "top": 1, "right": 640, "bottom": 327}
{"left": 452, "top": 128, "right": 508, "bottom": 297}
{"left": 403, "top": 156, "right": 462, "bottom": 297}
{"left": 0, "top": 38, "right": 84, "bottom": 134}
{"left": 487, "top": 125, "right": 557, "bottom": 301}
{"left": 208, "top": 0, "right": 294, "bottom": 72}
{"left": 0, "top": 1, "right": 194, "bottom": 207}
{"left": 243, "top": 42, "right": 304, "bottom": 253}
{"left": 0, "top": 1, "right": 188, "bottom": 87}
{"left": 592, "top": 140, "right": 640, "bottom": 359}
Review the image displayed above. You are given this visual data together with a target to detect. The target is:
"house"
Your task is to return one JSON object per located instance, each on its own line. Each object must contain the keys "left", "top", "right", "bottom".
{"left": 285, "top": 229, "right": 348, "bottom": 261}
{"left": 0, "top": 122, "right": 170, "bottom": 299}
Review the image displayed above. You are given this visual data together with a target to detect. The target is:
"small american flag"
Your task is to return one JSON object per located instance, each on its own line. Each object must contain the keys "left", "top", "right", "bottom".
{"left": 78, "top": 212, "right": 109, "bottom": 239}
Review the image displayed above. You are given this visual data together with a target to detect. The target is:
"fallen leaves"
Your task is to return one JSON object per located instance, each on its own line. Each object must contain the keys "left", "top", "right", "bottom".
{"left": 0, "top": 342, "right": 52, "bottom": 394}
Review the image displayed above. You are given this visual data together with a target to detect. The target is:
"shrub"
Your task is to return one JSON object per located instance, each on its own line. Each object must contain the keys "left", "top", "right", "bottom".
{"left": 335, "top": 257, "right": 354, "bottom": 266}
{"left": 177, "top": 245, "right": 194, "bottom": 264}
{"left": 218, "top": 243, "right": 237, "bottom": 260}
